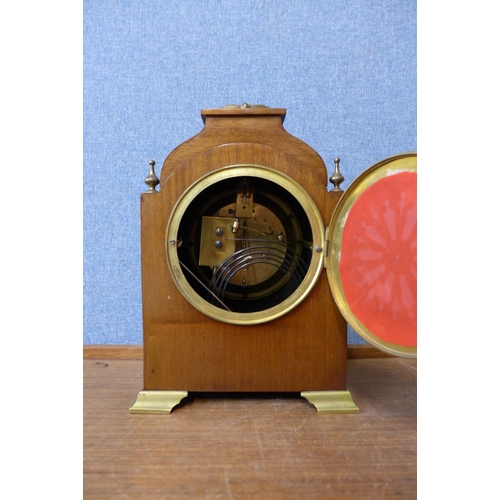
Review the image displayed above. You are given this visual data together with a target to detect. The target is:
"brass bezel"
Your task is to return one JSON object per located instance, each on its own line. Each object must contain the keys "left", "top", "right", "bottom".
{"left": 165, "top": 164, "right": 325, "bottom": 326}
{"left": 325, "top": 153, "right": 417, "bottom": 358}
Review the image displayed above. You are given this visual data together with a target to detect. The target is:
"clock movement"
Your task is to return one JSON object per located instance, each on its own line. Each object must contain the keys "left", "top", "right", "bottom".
{"left": 130, "top": 104, "right": 417, "bottom": 414}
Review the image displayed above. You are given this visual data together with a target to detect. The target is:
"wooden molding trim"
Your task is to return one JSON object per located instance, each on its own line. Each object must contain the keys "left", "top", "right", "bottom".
{"left": 83, "top": 344, "right": 394, "bottom": 360}
{"left": 83, "top": 345, "right": 143, "bottom": 360}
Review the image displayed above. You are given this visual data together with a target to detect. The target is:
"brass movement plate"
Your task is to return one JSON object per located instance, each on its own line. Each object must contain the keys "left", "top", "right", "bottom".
{"left": 199, "top": 216, "right": 237, "bottom": 268}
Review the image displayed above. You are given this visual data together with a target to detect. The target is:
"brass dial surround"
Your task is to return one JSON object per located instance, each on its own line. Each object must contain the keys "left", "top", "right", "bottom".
{"left": 165, "top": 164, "right": 326, "bottom": 326}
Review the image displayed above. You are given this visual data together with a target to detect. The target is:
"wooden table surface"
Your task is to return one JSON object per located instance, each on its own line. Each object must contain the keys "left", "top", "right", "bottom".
{"left": 84, "top": 357, "right": 416, "bottom": 499}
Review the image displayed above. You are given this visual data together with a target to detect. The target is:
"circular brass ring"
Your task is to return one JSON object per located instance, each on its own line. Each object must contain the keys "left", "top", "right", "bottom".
{"left": 165, "top": 164, "right": 325, "bottom": 325}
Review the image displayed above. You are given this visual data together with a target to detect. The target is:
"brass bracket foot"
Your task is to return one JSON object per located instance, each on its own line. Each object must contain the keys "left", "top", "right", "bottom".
{"left": 301, "top": 390, "right": 359, "bottom": 414}
{"left": 129, "top": 391, "right": 188, "bottom": 414}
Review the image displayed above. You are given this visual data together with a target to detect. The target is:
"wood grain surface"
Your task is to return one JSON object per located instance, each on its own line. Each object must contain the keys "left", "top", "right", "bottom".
{"left": 84, "top": 357, "right": 416, "bottom": 499}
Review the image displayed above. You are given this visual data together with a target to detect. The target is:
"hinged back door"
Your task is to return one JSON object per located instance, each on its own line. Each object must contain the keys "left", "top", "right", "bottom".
{"left": 325, "top": 153, "right": 417, "bottom": 358}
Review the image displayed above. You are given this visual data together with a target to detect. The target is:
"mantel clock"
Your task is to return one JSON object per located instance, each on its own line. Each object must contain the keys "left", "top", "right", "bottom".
{"left": 130, "top": 104, "right": 417, "bottom": 414}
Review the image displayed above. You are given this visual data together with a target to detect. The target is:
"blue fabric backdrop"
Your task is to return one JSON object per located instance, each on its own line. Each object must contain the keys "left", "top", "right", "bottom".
{"left": 83, "top": 0, "right": 416, "bottom": 344}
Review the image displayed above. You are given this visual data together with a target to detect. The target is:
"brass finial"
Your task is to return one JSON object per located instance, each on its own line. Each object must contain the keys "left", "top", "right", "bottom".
{"left": 144, "top": 160, "right": 160, "bottom": 193}
{"left": 329, "top": 157, "right": 345, "bottom": 192}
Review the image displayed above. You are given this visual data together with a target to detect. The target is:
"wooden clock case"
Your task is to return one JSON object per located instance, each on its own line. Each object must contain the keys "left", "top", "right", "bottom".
{"left": 131, "top": 106, "right": 358, "bottom": 414}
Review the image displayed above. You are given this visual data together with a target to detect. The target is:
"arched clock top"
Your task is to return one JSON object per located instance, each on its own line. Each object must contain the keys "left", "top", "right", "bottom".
{"left": 158, "top": 106, "right": 329, "bottom": 187}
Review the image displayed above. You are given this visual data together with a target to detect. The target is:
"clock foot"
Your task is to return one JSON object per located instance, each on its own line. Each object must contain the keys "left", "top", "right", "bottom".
{"left": 129, "top": 390, "right": 188, "bottom": 414}
{"left": 301, "top": 390, "right": 359, "bottom": 414}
